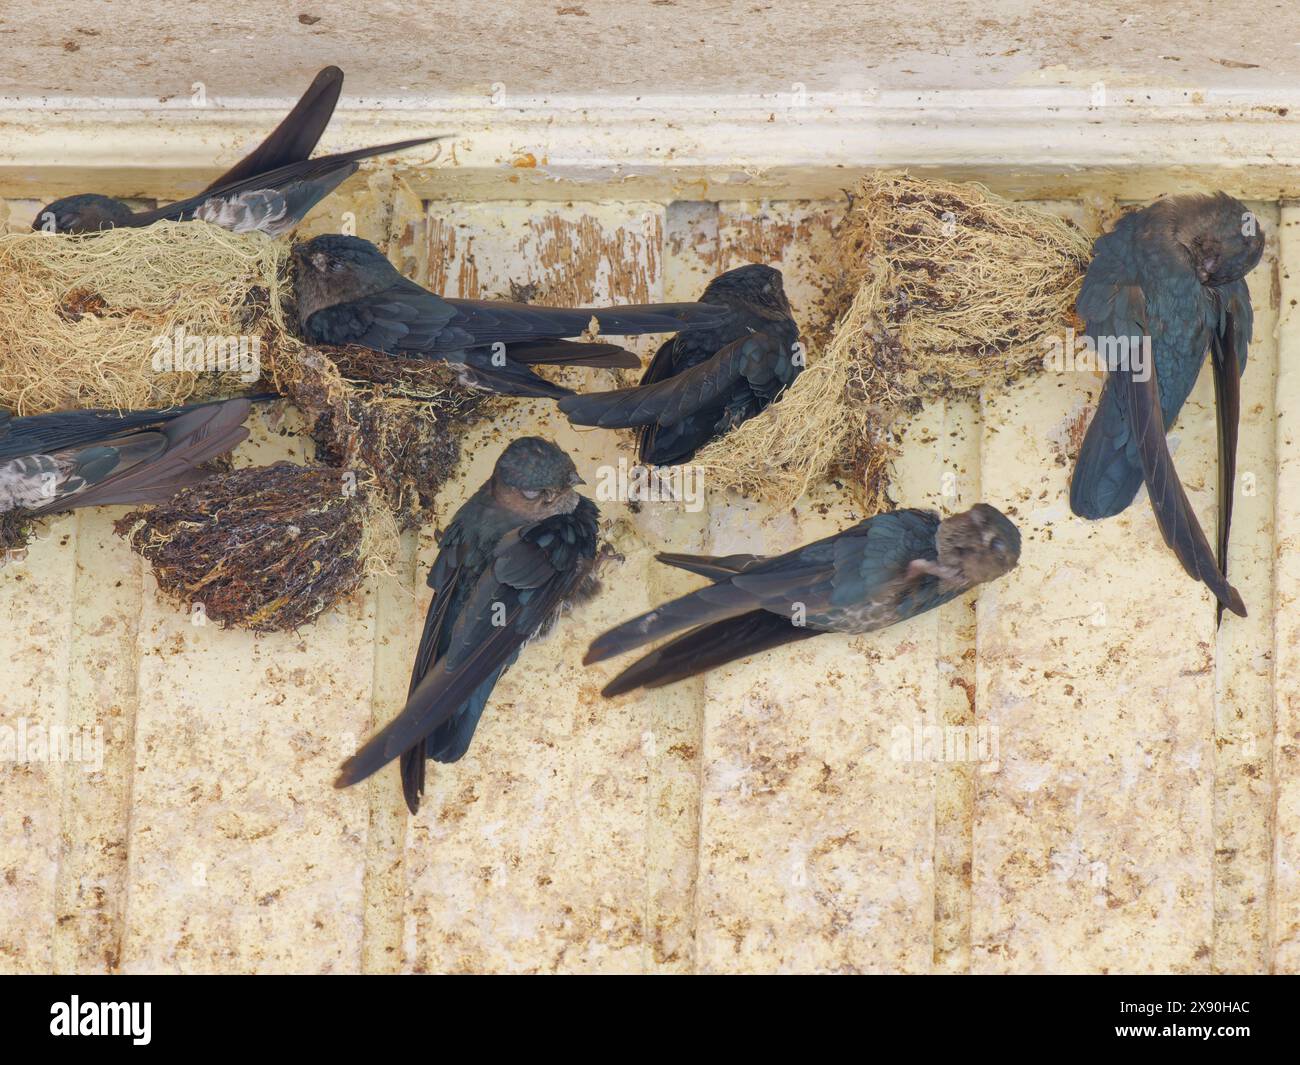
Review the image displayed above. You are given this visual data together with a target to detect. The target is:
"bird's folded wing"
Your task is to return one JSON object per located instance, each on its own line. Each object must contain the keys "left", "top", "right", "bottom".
{"left": 140, "top": 139, "right": 438, "bottom": 228}
{"left": 399, "top": 525, "right": 471, "bottom": 811}
{"left": 1106, "top": 283, "right": 1246, "bottom": 616}
{"left": 0, "top": 400, "right": 224, "bottom": 462}
{"left": 305, "top": 284, "right": 459, "bottom": 352}
{"left": 441, "top": 297, "right": 727, "bottom": 346}
{"left": 1212, "top": 278, "right": 1252, "bottom": 621}
{"left": 504, "top": 339, "right": 641, "bottom": 369}
{"left": 585, "top": 517, "right": 889, "bottom": 663}
{"left": 338, "top": 505, "right": 595, "bottom": 789}
{"left": 197, "top": 65, "right": 343, "bottom": 194}
{"left": 33, "top": 399, "right": 251, "bottom": 513}
{"left": 557, "top": 331, "right": 789, "bottom": 429}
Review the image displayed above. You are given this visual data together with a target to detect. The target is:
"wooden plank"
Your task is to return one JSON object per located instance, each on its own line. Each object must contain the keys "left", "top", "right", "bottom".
{"left": 1272, "top": 205, "right": 1300, "bottom": 973}
{"left": 1211, "top": 203, "right": 1279, "bottom": 973}
{"left": 688, "top": 200, "right": 958, "bottom": 972}
{"left": 971, "top": 201, "right": 1223, "bottom": 972}
{"left": 398, "top": 200, "right": 683, "bottom": 972}
{"left": 118, "top": 409, "right": 376, "bottom": 973}
{"left": 0, "top": 512, "right": 76, "bottom": 973}
{"left": 51, "top": 512, "right": 145, "bottom": 972}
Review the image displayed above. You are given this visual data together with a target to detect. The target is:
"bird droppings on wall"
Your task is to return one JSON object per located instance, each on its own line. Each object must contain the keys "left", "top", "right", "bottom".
{"left": 0, "top": 170, "right": 1296, "bottom": 974}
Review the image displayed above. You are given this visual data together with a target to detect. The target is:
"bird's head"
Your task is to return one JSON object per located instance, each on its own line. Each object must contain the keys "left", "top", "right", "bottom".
{"left": 935, "top": 504, "right": 1022, "bottom": 586}
{"left": 1171, "top": 193, "right": 1265, "bottom": 287}
{"left": 32, "top": 194, "right": 134, "bottom": 235}
{"left": 290, "top": 233, "right": 399, "bottom": 321}
{"left": 492, "top": 436, "right": 586, "bottom": 517}
{"left": 703, "top": 263, "right": 793, "bottom": 318}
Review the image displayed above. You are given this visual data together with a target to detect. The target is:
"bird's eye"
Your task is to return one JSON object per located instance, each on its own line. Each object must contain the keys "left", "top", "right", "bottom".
{"left": 989, "top": 536, "right": 1005, "bottom": 552}
{"left": 328, "top": 258, "right": 347, "bottom": 273}
{"left": 520, "top": 488, "right": 541, "bottom": 500}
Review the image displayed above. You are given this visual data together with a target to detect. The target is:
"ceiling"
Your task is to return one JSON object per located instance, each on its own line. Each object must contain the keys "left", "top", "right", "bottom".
{"left": 3, "top": 0, "right": 1296, "bottom": 102}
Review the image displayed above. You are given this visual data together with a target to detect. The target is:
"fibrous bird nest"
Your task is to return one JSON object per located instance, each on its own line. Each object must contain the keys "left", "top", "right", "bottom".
{"left": 114, "top": 463, "right": 399, "bottom": 633}
{"left": 0, "top": 220, "right": 483, "bottom": 530}
{"left": 0, "top": 222, "right": 293, "bottom": 413}
{"left": 272, "top": 344, "right": 487, "bottom": 530}
{"left": 694, "top": 172, "right": 1093, "bottom": 509}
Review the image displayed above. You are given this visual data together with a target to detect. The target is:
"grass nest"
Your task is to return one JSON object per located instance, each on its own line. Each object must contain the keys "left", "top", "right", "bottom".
{"left": 0, "top": 220, "right": 484, "bottom": 530}
{"left": 114, "top": 462, "right": 399, "bottom": 633}
{"left": 694, "top": 171, "right": 1093, "bottom": 509}
{"left": 271, "top": 344, "right": 488, "bottom": 529}
{"left": 0, "top": 222, "right": 294, "bottom": 413}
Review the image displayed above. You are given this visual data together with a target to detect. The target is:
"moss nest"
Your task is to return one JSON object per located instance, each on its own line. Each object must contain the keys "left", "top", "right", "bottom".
{"left": 0, "top": 223, "right": 495, "bottom": 528}
{"left": 271, "top": 344, "right": 488, "bottom": 529}
{"left": 694, "top": 171, "right": 1092, "bottom": 509}
{"left": 114, "top": 462, "right": 399, "bottom": 633}
{"left": 0, "top": 222, "right": 294, "bottom": 414}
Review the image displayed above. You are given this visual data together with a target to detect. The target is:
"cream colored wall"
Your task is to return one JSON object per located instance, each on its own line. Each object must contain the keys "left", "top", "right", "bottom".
{"left": 0, "top": 168, "right": 1295, "bottom": 973}
{"left": 4, "top": 0, "right": 1300, "bottom": 967}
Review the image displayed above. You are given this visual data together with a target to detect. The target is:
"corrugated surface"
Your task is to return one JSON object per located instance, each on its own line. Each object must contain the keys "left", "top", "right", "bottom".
{"left": 0, "top": 180, "right": 1295, "bottom": 974}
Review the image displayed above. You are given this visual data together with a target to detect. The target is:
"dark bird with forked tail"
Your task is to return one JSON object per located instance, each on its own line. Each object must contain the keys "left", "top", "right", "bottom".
{"left": 34, "top": 66, "right": 440, "bottom": 236}
{"left": 336, "top": 437, "right": 601, "bottom": 813}
{"left": 293, "top": 233, "right": 730, "bottom": 399}
{"left": 557, "top": 263, "right": 803, "bottom": 465}
{"left": 585, "top": 504, "right": 1020, "bottom": 697}
{"left": 1069, "top": 193, "right": 1265, "bottom": 618}
{"left": 0, "top": 399, "right": 254, "bottom": 516}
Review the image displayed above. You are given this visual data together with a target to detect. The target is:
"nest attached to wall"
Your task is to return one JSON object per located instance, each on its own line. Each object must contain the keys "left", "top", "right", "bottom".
{"left": 272, "top": 344, "right": 487, "bottom": 530}
{"left": 0, "top": 222, "right": 293, "bottom": 413}
{"left": 694, "top": 172, "right": 1093, "bottom": 509}
{"left": 114, "top": 463, "right": 400, "bottom": 633}
{"left": 0, "top": 218, "right": 484, "bottom": 536}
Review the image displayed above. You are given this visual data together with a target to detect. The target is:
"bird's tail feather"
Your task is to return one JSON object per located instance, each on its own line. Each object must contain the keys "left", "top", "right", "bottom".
{"left": 656, "top": 551, "right": 764, "bottom": 579}
{"left": 399, "top": 740, "right": 426, "bottom": 816}
{"left": 584, "top": 582, "right": 759, "bottom": 664}
{"left": 507, "top": 339, "right": 640, "bottom": 369}
{"left": 581, "top": 302, "right": 729, "bottom": 337}
{"left": 601, "top": 611, "right": 820, "bottom": 696}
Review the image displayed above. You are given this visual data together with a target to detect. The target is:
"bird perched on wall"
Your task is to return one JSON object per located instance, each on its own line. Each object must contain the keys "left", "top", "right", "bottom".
{"left": 0, "top": 399, "right": 254, "bottom": 515}
{"left": 293, "top": 233, "right": 730, "bottom": 399}
{"left": 1068, "top": 193, "right": 1264, "bottom": 618}
{"left": 556, "top": 264, "right": 803, "bottom": 465}
{"left": 33, "top": 66, "right": 440, "bottom": 236}
{"left": 336, "top": 437, "right": 601, "bottom": 813}
{"left": 584, "top": 504, "right": 1021, "bottom": 696}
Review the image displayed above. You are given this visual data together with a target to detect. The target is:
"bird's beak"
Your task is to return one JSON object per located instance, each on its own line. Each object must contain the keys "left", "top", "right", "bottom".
{"left": 570, "top": 472, "right": 586, "bottom": 486}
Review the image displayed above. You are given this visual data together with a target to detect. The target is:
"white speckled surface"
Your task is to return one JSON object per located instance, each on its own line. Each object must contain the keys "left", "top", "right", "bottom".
{"left": 2, "top": 17, "right": 1299, "bottom": 969}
